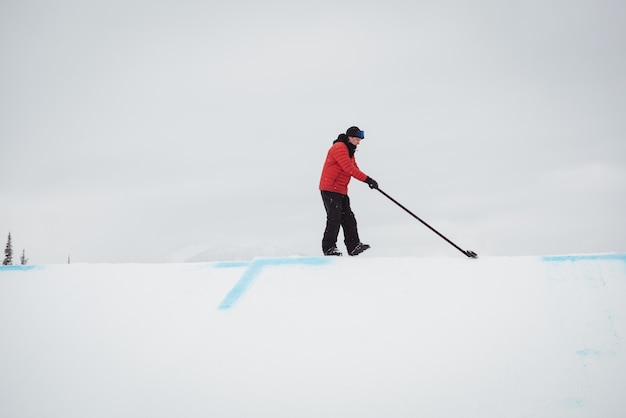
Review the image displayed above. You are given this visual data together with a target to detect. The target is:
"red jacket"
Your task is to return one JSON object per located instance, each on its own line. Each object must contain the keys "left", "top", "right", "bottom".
{"left": 319, "top": 140, "right": 368, "bottom": 195}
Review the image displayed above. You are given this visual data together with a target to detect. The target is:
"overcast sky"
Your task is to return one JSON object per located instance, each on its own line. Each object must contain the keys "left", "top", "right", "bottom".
{"left": 2, "top": 0, "right": 625, "bottom": 263}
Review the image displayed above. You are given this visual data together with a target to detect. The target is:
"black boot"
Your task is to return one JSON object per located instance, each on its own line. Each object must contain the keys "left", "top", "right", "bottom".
{"left": 349, "top": 243, "right": 370, "bottom": 256}
{"left": 324, "top": 246, "right": 343, "bottom": 256}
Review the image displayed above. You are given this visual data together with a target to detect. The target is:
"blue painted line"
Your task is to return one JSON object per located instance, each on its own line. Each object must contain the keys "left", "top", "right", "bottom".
{"left": 0, "top": 265, "right": 39, "bottom": 272}
{"left": 218, "top": 257, "right": 332, "bottom": 310}
{"left": 213, "top": 261, "right": 251, "bottom": 269}
{"left": 218, "top": 260, "right": 266, "bottom": 310}
{"left": 542, "top": 254, "right": 626, "bottom": 263}
{"left": 576, "top": 348, "right": 603, "bottom": 357}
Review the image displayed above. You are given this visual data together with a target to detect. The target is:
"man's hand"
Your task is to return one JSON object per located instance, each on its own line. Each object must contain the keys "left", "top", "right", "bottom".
{"left": 365, "top": 177, "right": 378, "bottom": 190}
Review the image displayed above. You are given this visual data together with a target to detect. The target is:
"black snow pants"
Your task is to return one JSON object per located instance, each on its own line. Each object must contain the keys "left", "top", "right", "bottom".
{"left": 321, "top": 190, "right": 360, "bottom": 253}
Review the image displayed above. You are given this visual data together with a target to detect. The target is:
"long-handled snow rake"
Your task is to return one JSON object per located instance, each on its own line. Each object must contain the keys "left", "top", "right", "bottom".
{"left": 376, "top": 188, "right": 478, "bottom": 258}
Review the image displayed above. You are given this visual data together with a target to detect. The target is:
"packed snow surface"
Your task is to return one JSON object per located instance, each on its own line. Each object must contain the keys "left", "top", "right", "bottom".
{"left": 1, "top": 253, "right": 625, "bottom": 417}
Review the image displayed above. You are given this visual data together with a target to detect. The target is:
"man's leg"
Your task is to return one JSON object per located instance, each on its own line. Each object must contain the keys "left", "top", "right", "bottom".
{"left": 340, "top": 194, "right": 361, "bottom": 253}
{"left": 321, "top": 191, "right": 343, "bottom": 253}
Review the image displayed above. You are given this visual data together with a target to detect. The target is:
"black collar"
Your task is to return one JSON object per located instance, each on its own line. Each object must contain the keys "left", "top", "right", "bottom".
{"left": 333, "top": 134, "right": 356, "bottom": 158}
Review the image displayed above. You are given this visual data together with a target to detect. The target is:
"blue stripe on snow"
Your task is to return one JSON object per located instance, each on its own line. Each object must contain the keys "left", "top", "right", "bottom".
{"left": 218, "top": 257, "right": 332, "bottom": 310}
{"left": 542, "top": 254, "right": 626, "bottom": 263}
{"left": 213, "top": 261, "right": 251, "bottom": 268}
{"left": 0, "top": 265, "right": 39, "bottom": 272}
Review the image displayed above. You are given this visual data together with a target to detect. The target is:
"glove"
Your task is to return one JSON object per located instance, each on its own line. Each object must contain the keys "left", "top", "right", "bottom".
{"left": 365, "top": 176, "right": 378, "bottom": 190}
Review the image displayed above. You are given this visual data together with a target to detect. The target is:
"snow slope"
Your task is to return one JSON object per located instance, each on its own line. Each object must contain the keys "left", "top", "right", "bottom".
{"left": 1, "top": 254, "right": 625, "bottom": 417}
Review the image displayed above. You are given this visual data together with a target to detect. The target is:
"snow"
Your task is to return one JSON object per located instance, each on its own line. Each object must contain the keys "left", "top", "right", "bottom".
{"left": 1, "top": 253, "right": 625, "bottom": 417}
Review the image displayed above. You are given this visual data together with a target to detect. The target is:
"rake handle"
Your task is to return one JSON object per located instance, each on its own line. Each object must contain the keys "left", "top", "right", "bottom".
{"left": 376, "top": 188, "right": 478, "bottom": 258}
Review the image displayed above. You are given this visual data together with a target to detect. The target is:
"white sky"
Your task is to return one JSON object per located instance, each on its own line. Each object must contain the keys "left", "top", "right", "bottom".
{"left": 2, "top": 0, "right": 625, "bottom": 263}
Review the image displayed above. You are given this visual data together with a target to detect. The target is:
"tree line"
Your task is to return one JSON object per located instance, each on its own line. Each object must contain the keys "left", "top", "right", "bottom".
{"left": 3, "top": 232, "right": 29, "bottom": 266}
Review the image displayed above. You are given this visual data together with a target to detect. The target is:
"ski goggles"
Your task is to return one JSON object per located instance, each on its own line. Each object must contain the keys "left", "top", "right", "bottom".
{"left": 355, "top": 130, "right": 365, "bottom": 139}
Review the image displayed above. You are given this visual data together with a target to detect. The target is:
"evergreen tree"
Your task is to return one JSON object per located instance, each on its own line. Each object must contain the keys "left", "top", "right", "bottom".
{"left": 3, "top": 232, "right": 12, "bottom": 266}
{"left": 20, "top": 249, "right": 28, "bottom": 265}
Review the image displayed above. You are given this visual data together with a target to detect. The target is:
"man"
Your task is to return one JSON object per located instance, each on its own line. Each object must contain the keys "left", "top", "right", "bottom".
{"left": 319, "top": 126, "right": 378, "bottom": 256}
